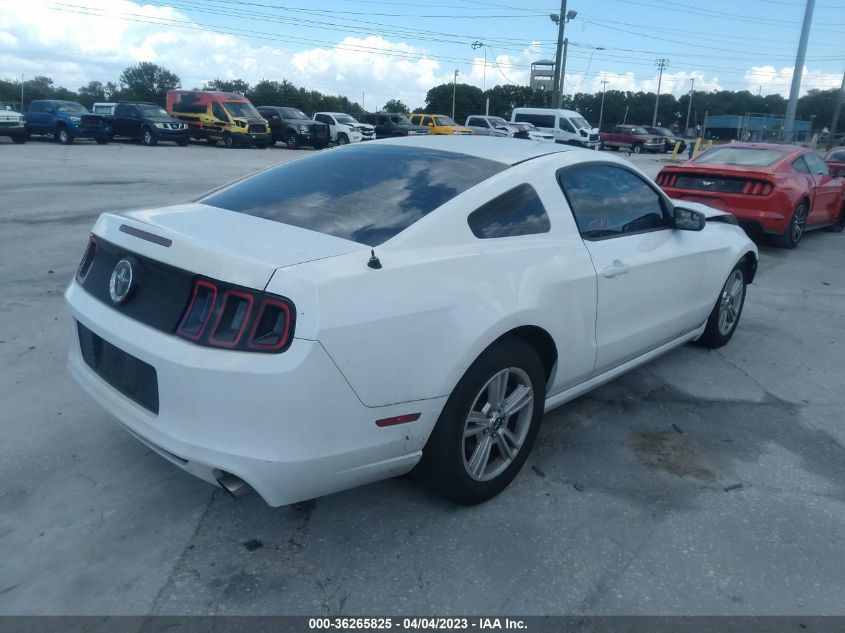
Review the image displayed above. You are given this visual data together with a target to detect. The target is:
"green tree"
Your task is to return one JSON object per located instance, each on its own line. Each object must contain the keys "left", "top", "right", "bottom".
{"left": 118, "top": 62, "right": 181, "bottom": 105}
{"left": 382, "top": 98, "right": 410, "bottom": 114}
{"left": 203, "top": 78, "right": 251, "bottom": 94}
{"left": 77, "top": 81, "right": 106, "bottom": 109}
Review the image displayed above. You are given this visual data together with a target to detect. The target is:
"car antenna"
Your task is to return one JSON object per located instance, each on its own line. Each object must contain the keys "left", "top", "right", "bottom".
{"left": 367, "top": 249, "right": 382, "bottom": 269}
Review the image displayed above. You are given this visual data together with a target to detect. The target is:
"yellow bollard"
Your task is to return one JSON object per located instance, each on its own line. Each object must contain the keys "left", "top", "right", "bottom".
{"left": 671, "top": 140, "right": 682, "bottom": 160}
{"left": 692, "top": 137, "right": 702, "bottom": 157}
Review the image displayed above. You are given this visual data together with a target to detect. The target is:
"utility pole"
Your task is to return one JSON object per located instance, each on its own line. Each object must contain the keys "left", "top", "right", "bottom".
{"left": 783, "top": 0, "right": 816, "bottom": 143}
{"left": 472, "top": 41, "right": 486, "bottom": 92}
{"left": 559, "top": 38, "right": 570, "bottom": 109}
{"left": 653, "top": 58, "right": 669, "bottom": 126}
{"left": 20, "top": 73, "right": 24, "bottom": 112}
{"left": 598, "top": 79, "right": 609, "bottom": 131}
{"left": 827, "top": 67, "right": 845, "bottom": 150}
{"left": 684, "top": 77, "right": 695, "bottom": 137}
{"left": 551, "top": 0, "right": 567, "bottom": 112}
{"left": 451, "top": 69, "right": 459, "bottom": 121}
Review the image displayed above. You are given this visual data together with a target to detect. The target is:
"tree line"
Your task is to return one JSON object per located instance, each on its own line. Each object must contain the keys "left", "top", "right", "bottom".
{"left": 1, "top": 61, "right": 841, "bottom": 134}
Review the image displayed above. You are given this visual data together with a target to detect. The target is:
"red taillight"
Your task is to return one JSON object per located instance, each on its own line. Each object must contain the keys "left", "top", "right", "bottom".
{"left": 76, "top": 236, "right": 97, "bottom": 282}
{"left": 656, "top": 173, "right": 677, "bottom": 187}
{"left": 177, "top": 278, "right": 295, "bottom": 353}
{"left": 742, "top": 180, "right": 774, "bottom": 196}
{"left": 177, "top": 280, "right": 217, "bottom": 340}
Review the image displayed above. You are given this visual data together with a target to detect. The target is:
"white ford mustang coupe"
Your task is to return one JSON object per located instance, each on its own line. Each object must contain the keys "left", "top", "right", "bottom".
{"left": 66, "top": 136, "right": 757, "bottom": 506}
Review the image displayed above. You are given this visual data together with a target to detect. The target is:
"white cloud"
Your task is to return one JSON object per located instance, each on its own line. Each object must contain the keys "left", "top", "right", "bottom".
{"left": 744, "top": 65, "right": 843, "bottom": 96}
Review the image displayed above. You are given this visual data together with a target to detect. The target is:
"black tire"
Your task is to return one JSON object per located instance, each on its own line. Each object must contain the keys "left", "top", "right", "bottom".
{"left": 95, "top": 135, "right": 108, "bottom": 145}
{"left": 337, "top": 133, "right": 349, "bottom": 146}
{"left": 58, "top": 127, "right": 74, "bottom": 145}
{"left": 824, "top": 205, "right": 845, "bottom": 233}
{"left": 254, "top": 142, "right": 268, "bottom": 149}
{"left": 284, "top": 131, "right": 299, "bottom": 150}
{"left": 314, "top": 142, "right": 329, "bottom": 150}
{"left": 631, "top": 143, "right": 643, "bottom": 154}
{"left": 223, "top": 133, "right": 235, "bottom": 148}
{"left": 696, "top": 263, "right": 747, "bottom": 349}
{"left": 141, "top": 128, "right": 157, "bottom": 146}
{"left": 417, "top": 337, "right": 546, "bottom": 505}
{"left": 176, "top": 138, "right": 189, "bottom": 147}
{"left": 771, "top": 202, "right": 808, "bottom": 248}
{"left": 11, "top": 134, "right": 26, "bottom": 144}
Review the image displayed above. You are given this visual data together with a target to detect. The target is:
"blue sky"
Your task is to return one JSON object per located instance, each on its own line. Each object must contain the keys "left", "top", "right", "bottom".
{"left": 2, "top": 0, "right": 843, "bottom": 109}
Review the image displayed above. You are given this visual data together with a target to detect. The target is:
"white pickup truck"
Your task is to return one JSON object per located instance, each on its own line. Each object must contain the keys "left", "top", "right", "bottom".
{"left": 313, "top": 112, "right": 372, "bottom": 145}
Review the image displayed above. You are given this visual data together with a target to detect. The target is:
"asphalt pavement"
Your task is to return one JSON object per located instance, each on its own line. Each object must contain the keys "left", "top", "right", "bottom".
{"left": 1, "top": 138, "right": 844, "bottom": 616}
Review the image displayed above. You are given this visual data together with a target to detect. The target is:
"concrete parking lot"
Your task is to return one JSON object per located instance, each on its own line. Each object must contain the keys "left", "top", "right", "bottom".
{"left": 1, "top": 138, "right": 844, "bottom": 616}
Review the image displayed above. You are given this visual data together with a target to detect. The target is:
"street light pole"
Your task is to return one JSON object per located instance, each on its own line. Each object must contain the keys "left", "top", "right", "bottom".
{"left": 451, "top": 69, "right": 459, "bottom": 120}
{"left": 784, "top": 0, "right": 816, "bottom": 143}
{"left": 551, "top": 0, "right": 567, "bottom": 110}
{"left": 559, "top": 38, "right": 569, "bottom": 109}
{"left": 827, "top": 67, "right": 845, "bottom": 150}
{"left": 684, "top": 77, "right": 695, "bottom": 137}
{"left": 653, "top": 58, "right": 669, "bottom": 126}
{"left": 472, "top": 41, "right": 487, "bottom": 93}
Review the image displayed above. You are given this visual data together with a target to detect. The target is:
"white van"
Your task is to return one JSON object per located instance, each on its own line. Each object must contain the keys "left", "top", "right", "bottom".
{"left": 510, "top": 107, "right": 600, "bottom": 149}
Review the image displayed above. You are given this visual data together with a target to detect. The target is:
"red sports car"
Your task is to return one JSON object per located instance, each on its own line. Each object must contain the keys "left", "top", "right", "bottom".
{"left": 657, "top": 143, "right": 845, "bottom": 248}
{"left": 824, "top": 147, "right": 845, "bottom": 177}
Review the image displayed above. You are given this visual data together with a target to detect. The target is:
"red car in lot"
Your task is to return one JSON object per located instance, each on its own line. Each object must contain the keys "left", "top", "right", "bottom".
{"left": 657, "top": 143, "right": 845, "bottom": 247}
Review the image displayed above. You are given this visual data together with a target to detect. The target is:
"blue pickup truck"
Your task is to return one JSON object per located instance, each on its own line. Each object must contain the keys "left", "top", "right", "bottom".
{"left": 25, "top": 100, "right": 110, "bottom": 145}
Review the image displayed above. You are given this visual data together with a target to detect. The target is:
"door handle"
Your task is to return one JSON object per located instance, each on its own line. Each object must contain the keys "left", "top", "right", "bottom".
{"left": 603, "top": 260, "right": 631, "bottom": 278}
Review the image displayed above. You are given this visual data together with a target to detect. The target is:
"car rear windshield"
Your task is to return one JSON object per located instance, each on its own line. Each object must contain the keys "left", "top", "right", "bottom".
{"left": 694, "top": 146, "right": 787, "bottom": 167}
{"left": 201, "top": 145, "right": 506, "bottom": 246}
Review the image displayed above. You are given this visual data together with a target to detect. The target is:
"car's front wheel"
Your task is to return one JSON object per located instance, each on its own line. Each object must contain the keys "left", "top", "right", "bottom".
{"left": 696, "top": 264, "right": 747, "bottom": 348}
{"left": 418, "top": 337, "right": 545, "bottom": 505}
{"left": 58, "top": 127, "right": 74, "bottom": 145}
{"left": 631, "top": 143, "right": 643, "bottom": 154}
{"left": 284, "top": 131, "right": 299, "bottom": 149}
{"left": 142, "top": 128, "right": 157, "bottom": 146}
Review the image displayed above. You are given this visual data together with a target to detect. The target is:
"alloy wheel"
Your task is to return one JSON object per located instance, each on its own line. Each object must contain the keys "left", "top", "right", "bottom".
{"left": 791, "top": 204, "right": 807, "bottom": 243}
{"left": 717, "top": 269, "right": 745, "bottom": 336}
{"left": 462, "top": 367, "right": 534, "bottom": 482}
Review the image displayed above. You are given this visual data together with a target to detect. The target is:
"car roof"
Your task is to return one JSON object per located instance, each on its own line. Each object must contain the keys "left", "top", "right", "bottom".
{"left": 372, "top": 135, "right": 575, "bottom": 166}
{"left": 724, "top": 142, "right": 806, "bottom": 155}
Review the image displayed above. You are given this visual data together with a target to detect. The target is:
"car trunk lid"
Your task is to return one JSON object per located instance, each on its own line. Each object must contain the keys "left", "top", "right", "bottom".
{"left": 92, "top": 203, "right": 366, "bottom": 290}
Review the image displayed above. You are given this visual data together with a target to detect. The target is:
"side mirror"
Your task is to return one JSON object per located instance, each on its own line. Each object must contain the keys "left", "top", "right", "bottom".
{"left": 673, "top": 206, "right": 706, "bottom": 231}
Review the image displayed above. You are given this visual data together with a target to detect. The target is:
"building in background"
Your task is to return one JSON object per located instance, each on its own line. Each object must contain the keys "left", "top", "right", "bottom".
{"left": 704, "top": 114, "right": 812, "bottom": 142}
{"left": 529, "top": 60, "right": 556, "bottom": 92}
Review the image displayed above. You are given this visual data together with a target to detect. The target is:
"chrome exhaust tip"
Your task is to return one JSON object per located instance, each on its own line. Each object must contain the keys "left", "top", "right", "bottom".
{"left": 216, "top": 472, "right": 254, "bottom": 499}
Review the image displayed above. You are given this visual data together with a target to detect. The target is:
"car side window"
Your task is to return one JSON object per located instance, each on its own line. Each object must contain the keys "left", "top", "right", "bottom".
{"left": 559, "top": 118, "right": 576, "bottom": 133}
{"left": 558, "top": 165, "right": 670, "bottom": 239}
{"left": 467, "top": 184, "right": 551, "bottom": 239}
{"left": 792, "top": 156, "right": 811, "bottom": 174}
{"left": 212, "top": 102, "right": 229, "bottom": 122}
{"left": 804, "top": 152, "right": 830, "bottom": 176}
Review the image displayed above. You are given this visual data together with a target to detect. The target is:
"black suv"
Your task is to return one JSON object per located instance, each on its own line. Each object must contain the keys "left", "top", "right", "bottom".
{"left": 644, "top": 126, "right": 686, "bottom": 153}
{"left": 357, "top": 112, "right": 429, "bottom": 138}
{"left": 110, "top": 102, "right": 189, "bottom": 146}
{"left": 256, "top": 106, "right": 329, "bottom": 149}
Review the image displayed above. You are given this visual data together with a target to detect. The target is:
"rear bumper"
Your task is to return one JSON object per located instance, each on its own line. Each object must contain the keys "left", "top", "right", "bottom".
{"left": 663, "top": 188, "right": 791, "bottom": 234}
{"left": 65, "top": 281, "right": 445, "bottom": 506}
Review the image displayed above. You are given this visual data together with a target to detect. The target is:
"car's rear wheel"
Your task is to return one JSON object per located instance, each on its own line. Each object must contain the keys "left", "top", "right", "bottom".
{"left": 176, "top": 138, "right": 189, "bottom": 147}
{"left": 418, "top": 337, "right": 545, "bottom": 505}
{"left": 696, "top": 264, "right": 747, "bottom": 348}
{"left": 223, "top": 133, "right": 235, "bottom": 149}
{"left": 772, "top": 202, "right": 808, "bottom": 248}
{"left": 142, "top": 128, "right": 157, "bottom": 146}
{"left": 824, "top": 205, "right": 845, "bottom": 232}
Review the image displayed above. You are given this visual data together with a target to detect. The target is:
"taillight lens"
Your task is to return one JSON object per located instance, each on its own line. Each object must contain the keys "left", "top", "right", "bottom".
{"left": 76, "top": 236, "right": 97, "bottom": 282}
{"left": 176, "top": 278, "right": 295, "bottom": 353}
{"left": 656, "top": 173, "right": 677, "bottom": 187}
{"left": 742, "top": 180, "right": 773, "bottom": 196}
